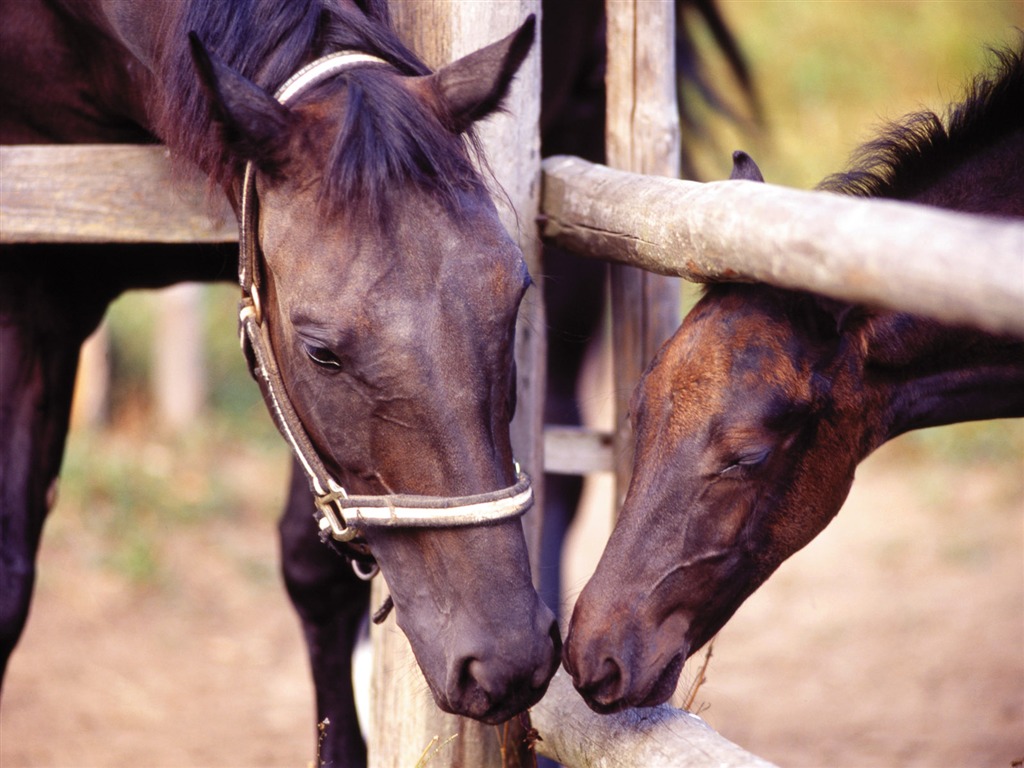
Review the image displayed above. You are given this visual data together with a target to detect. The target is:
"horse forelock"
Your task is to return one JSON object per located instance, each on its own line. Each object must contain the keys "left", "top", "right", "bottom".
{"left": 315, "top": 71, "right": 490, "bottom": 225}
{"left": 818, "top": 41, "right": 1023, "bottom": 201}
{"left": 153, "top": 0, "right": 434, "bottom": 189}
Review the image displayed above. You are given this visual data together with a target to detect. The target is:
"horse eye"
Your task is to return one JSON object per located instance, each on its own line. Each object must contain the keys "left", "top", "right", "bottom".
{"left": 719, "top": 449, "right": 771, "bottom": 477}
{"left": 303, "top": 343, "right": 342, "bottom": 370}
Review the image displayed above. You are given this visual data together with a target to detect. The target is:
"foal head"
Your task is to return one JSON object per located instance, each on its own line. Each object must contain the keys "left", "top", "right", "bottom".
{"left": 191, "top": 17, "right": 559, "bottom": 722}
{"left": 565, "top": 277, "right": 875, "bottom": 711}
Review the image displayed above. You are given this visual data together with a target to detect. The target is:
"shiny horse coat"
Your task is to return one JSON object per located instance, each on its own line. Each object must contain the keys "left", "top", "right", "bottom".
{"left": 0, "top": 2, "right": 556, "bottom": 765}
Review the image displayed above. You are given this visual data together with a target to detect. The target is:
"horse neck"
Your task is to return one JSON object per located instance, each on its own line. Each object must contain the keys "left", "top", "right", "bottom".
{"left": 863, "top": 97, "right": 1024, "bottom": 442}
{"left": 860, "top": 313, "right": 1024, "bottom": 442}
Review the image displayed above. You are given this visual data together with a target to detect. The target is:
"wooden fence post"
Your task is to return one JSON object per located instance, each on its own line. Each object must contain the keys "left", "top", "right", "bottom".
{"left": 154, "top": 283, "right": 206, "bottom": 430}
{"left": 605, "top": 0, "right": 682, "bottom": 508}
{"left": 532, "top": 669, "right": 777, "bottom": 768}
{"left": 369, "top": 4, "right": 542, "bottom": 767}
{"left": 539, "top": 156, "right": 1024, "bottom": 338}
{"left": 71, "top": 323, "right": 110, "bottom": 428}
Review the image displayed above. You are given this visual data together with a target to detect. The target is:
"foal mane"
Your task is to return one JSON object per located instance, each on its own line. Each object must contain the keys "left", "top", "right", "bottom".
{"left": 155, "top": 0, "right": 487, "bottom": 219}
{"left": 818, "top": 43, "right": 1023, "bottom": 201}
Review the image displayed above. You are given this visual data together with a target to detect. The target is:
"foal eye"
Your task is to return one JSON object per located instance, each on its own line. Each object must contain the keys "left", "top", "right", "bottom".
{"left": 303, "top": 343, "right": 342, "bottom": 370}
{"left": 719, "top": 449, "right": 771, "bottom": 477}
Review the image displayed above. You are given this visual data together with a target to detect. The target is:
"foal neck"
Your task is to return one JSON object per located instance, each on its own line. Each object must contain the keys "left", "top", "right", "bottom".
{"left": 860, "top": 312, "right": 1024, "bottom": 441}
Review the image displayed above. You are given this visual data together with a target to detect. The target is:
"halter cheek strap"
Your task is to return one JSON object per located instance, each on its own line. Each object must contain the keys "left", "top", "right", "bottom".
{"left": 236, "top": 52, "right": 534, "bottom": 553}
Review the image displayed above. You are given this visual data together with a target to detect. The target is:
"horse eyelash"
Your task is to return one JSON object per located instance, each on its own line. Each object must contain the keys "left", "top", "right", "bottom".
{"left": 719, "top": 448, "right": 771, "bottom": 476}
{"left": 304, "top": 343, "right": 343, "bottom": 369}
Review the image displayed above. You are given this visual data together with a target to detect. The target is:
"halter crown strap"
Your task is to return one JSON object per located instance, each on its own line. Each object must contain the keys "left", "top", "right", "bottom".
{"left": 276, "top": 51, "right": 388, "bottom": 103}
{"left": 236, "top": 52, "right": 533, "bottom": 547}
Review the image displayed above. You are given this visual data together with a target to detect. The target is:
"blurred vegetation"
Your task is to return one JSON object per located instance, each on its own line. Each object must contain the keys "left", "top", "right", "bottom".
{"left": 58, "top": 285, "right": 289, "bottom": 586}
{"left": 684, "top": 0, "right": 1022, "bottom": 187}
{"left": 57, "top": 2, "right": 1023, "bottom": 583}
{"left": 103, "top": 284, "right": 277, "bottom": 431}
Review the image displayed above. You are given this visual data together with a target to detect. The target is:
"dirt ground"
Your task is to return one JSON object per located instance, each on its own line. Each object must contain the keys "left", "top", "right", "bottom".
{"left": 2, "top": 426, "right": 1022, "bottom": 767}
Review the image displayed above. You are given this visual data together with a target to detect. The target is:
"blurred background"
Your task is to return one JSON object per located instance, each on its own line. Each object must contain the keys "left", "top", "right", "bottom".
{"left": 2, "top": 1, "right": 1021, "bottom": 766}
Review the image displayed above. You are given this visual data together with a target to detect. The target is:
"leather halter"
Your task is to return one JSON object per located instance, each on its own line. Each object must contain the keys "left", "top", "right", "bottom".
{"left": 236, "top": 52, "right": 534, "bottom": 553}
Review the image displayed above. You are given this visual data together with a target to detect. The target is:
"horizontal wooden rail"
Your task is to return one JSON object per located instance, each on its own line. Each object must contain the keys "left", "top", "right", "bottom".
{"left": 532, "top": 669, "right": 776, "bottom": 768}
{"left": 1, "top": 145, "right": 235, "bottom": 243}
{"left": 544, "top": 425, "right": 614, "bottom": 474}
{"left": 541, "top": 155, "right": 1024, "bottom": 338}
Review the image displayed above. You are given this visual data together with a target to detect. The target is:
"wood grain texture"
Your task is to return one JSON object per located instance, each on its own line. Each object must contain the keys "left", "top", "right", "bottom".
{"left": 0, "top": 145, "right": 235, "bottom": 243}
{"left": 532, "top": 669, "right": 777, "bottom": 768}
{"left": 604, "top": 0, "right": 683, "bottom": 508}
{"left": 542, "top": 155, "right": 1024, "bottom": 337}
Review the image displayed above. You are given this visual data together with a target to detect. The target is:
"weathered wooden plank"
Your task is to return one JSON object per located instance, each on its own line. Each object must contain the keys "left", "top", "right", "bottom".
{"left": 605, "top": 0, "right": 682, "bottom": 509}
{"left": 0, "top": 145, "right": 235, "bottom": 244}
{"left": 541, "top": 155, "right": 1024, "bottom": 337}
{"left": 532, "top": 669, "right": 778, "bottom": 768}
{"left": 544, "top": 425, "right": 614, "bottom": 475}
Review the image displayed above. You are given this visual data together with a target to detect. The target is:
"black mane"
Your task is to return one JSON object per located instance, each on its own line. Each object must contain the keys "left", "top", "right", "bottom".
{"left": 155, "top": 0, "right": 486, "bottom": 219}
{"left": 818, "top": 42, "right": 1023, "bottom": 201}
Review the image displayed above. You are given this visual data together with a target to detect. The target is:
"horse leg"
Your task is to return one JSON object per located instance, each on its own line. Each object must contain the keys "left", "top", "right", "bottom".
{"left": 0, "top": 266, "right": 108, "bottom": 686}
{"left": 279, "top": 459, "right": 370, "bottom": 767}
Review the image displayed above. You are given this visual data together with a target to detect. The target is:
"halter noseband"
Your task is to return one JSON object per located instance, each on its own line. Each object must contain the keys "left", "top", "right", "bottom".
{"left": 236, "top": 52, "right": 534, "bottom": 559}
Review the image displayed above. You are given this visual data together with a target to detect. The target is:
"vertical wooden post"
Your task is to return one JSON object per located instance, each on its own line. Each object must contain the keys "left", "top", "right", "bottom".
{"left": 154, "top": 283, "right": 206, "bottom": 430}
{"left": 605, "top": 0, "right": 681, "bottom": 506}
{"left": 71, "top": 323, "right": 110, "bottom": 428}
{"left": 370, "top": 4, "right": 542, "bottom": 767}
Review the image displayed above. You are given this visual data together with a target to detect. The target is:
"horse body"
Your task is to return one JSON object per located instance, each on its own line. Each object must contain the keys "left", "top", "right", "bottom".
{"left": 1, "top": 1, "right": 557, "bottom": 763}
{"left": 563, "top": 44, "right": 1024, "bottom": 713}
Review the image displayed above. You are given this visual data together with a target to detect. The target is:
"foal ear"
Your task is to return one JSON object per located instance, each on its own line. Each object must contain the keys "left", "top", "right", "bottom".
{"left": 412, "top": 15, "right": 536, "bottom": 133}
{"left": 730, "top": 150, "right": 765, "bottom": 182}
{"left": 189, "top": 33, "right": 293, "bottom": 175}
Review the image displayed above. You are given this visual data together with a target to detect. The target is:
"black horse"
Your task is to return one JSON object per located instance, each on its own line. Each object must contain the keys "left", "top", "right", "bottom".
{"left": 1, "top": 0, "right": 755, "bottom": 763}
{"left": 1, "top": 2, "right": 558, "bottom": 765}
{"left": 564, "top": 43, "right": 1024, "bottom": 713}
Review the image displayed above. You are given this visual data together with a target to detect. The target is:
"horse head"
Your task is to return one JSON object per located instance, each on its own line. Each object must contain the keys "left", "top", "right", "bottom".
{"left": 564, "top": 153, "right": 880, "bottom": 713}
{"left": 564, "top": 282, "right": 877, "bottom": 711}
{"left": 190, "top": 17, "right": 560, "bottom": 723}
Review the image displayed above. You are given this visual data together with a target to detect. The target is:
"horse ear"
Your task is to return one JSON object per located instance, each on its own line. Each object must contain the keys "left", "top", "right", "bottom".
{"left": 411, "top": 15, "right": 536, "bottom": 133}
{"left": 188, "top": 33, "right": 293, "bottom": 175}
{"left": 730, "top": 150, "right": 765, "bottom": 182}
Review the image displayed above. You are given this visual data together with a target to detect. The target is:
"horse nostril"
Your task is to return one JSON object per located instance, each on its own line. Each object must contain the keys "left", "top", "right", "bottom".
{"left": 584, "top": 655, "right": 629, "bottom": 708}
{"left": 599, "top": 656, "right": 622, "bottom": 689}
{"left": 455, "top": 657, "right": 493, "bottom": 715}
